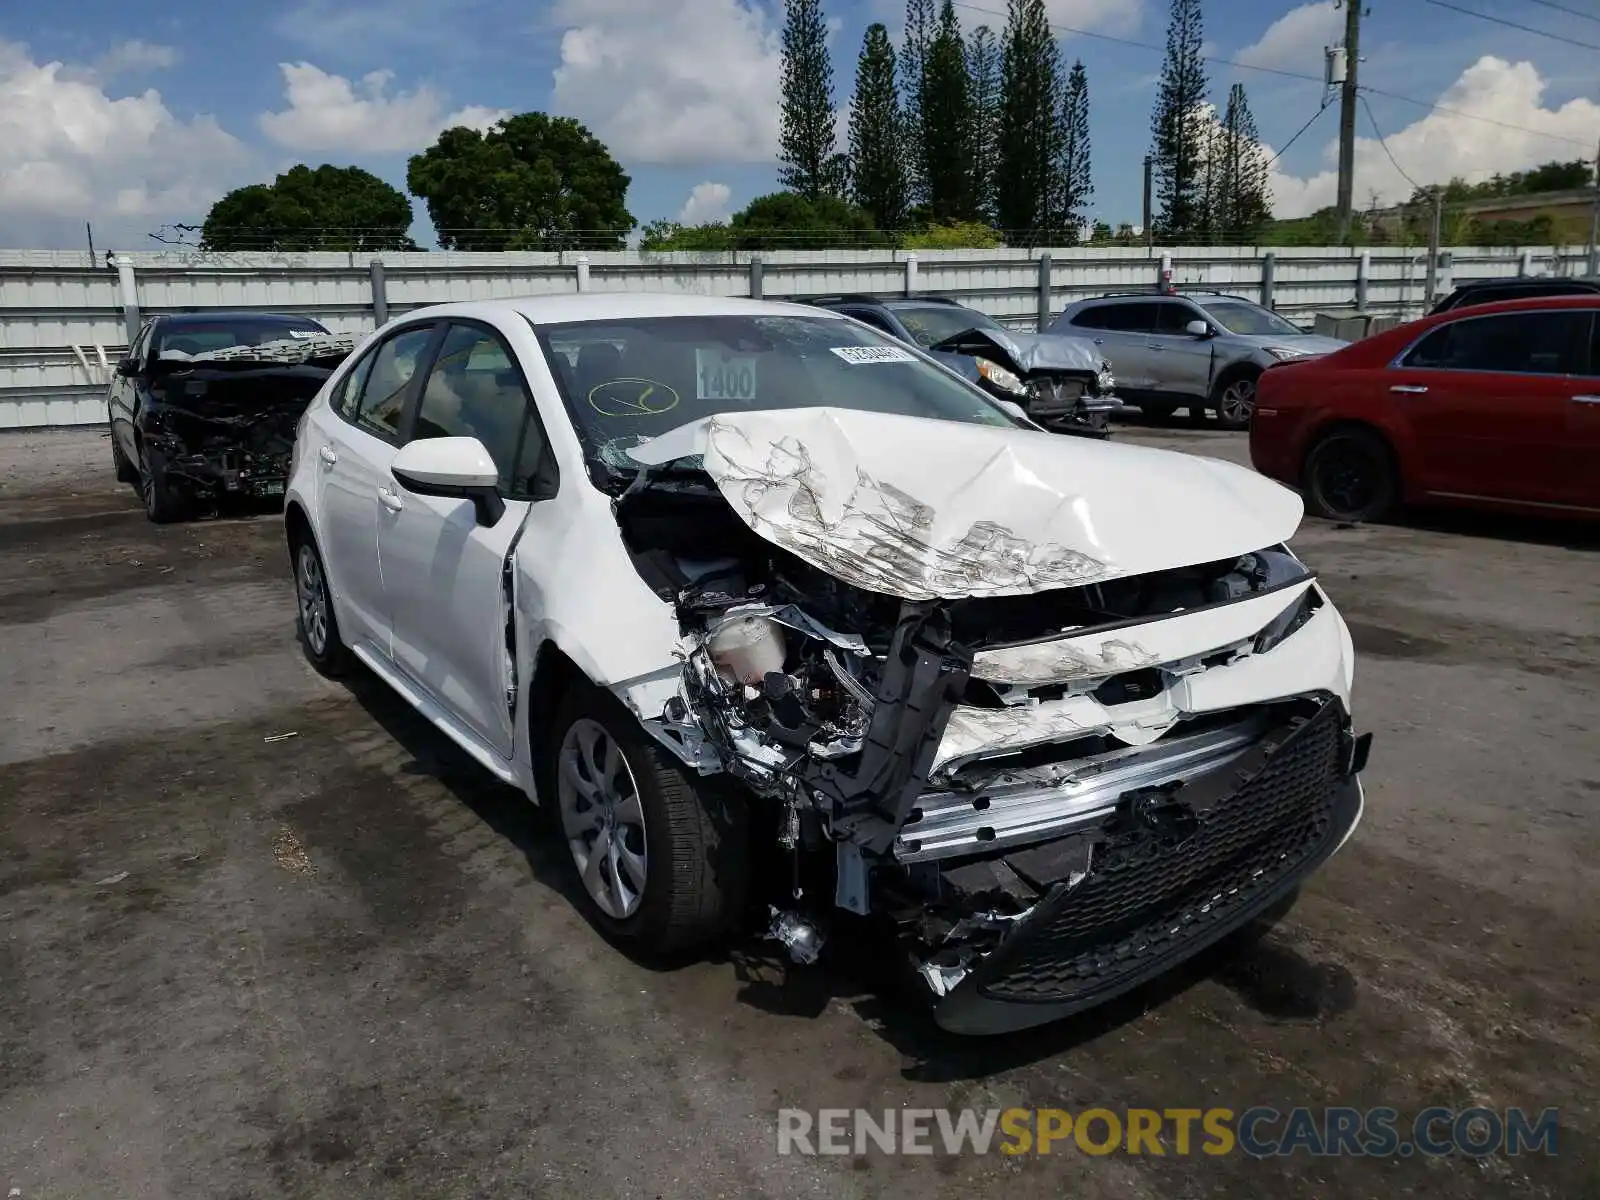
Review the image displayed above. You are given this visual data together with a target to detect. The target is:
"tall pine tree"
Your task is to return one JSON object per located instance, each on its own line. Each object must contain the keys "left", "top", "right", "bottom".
{"left": 1216, "top": 84, "right": 1271, "bottom": 241}
{"left": 996, "top": 0, "right": 1061, "bottom": 241}
{"left": 922, "top": 1, "right": 974, "bottom": 222}
{"left": 778, "top": 0, "right": 839, "bottom": 200}
{"left": 902, "top": 0, "right": 936, "bottom": 207}
{"left": 849, "top": 24, "right": 909, "bottom": 229}
{"left": 1149, "top": 0, "right": 1209, "bottom": 239}
{"left": 966, "top": 25, "right": 1002, "bottom": 223}
{"left": 1053, "top": 60, "right": 1093, "bottom": 240}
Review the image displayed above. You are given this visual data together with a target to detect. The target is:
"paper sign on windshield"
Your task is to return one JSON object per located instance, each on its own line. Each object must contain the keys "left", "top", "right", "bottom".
{"left": 830, "top": 345, "right": 917, "bottom": 365}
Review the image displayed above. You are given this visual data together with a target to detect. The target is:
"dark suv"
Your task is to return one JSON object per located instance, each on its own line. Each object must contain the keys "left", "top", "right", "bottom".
{"left": 804, "top": 294, "right": 1119, "bottom": 436}
{"left": 1428, "top": 275, "right": 1600, "bottom": 316}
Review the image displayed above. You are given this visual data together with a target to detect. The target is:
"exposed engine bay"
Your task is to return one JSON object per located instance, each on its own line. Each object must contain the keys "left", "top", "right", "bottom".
{"left": 604, "top": 420, "right": 1370, "bottom": 1032}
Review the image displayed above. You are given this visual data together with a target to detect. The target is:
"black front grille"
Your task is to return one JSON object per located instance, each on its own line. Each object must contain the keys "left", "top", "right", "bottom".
{"left": 973, "top": 699, "right": 1345, "bottom": 1004}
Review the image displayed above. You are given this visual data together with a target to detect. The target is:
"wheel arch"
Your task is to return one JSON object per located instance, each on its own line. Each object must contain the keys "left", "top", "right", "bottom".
{"left": 1298, "top": 416, "right": 1403, "bottom": 486}
{"left": 1211, "top": 357, "right": 1263, "bottom": 397}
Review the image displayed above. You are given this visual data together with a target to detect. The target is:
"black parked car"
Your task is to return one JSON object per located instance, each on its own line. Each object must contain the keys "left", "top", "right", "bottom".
{"left": 804, "top": 294, "right": 1120, "bottom": 436}
{"left": 108, "top": 312, "right": 354, "bottom": 522}
{"left": 1428, "top": 275, "right": 1600, "bottom": 315}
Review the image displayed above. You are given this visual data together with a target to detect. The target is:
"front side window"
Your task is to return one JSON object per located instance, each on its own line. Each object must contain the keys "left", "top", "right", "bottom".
{"left": 1200, "top": 300, "right": 1301, "bottom": 337}
{"left": 533, "top": 312, "right": 1018, "bottom": 480}
{"left": 350, "top": 325, "right": 433, "bottom": 440}
{"left": 892, "top": 304, "right": 1003, "bottom": 349}
{"left": 1155, "top": 302, "right": 1208, "bottom": 333}
{"left": 1402, "top": 311, "right": 1591, "bottom": 376}
{"left": 412, "top": 323, "right": 535, "bottom": 491}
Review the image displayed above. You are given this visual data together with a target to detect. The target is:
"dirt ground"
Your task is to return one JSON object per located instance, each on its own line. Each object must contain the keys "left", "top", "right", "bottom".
{"left": 1, "top": 425, "right": 1595, "bottom": 1199}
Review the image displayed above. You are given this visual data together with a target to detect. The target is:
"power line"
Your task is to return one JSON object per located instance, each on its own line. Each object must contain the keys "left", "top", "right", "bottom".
{"left": 946, "top": 0, "right": 1597, "bottom": 149}
{"left": 1266, "top": 99, "right": 1335, "bottom": 169}
{"left": 1421, "top": 0, "right": 1600, "bottom": 50}
{"left": 1526, "top": 0, "right": 1600, "bottom": 24}
{"left": 1359, "top": 93, "right": 1424, "bottom": 191}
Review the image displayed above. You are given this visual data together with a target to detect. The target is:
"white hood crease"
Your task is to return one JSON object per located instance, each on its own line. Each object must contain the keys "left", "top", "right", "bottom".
{"left": 629, "top": 407, "right": 1305, "bottom": 602}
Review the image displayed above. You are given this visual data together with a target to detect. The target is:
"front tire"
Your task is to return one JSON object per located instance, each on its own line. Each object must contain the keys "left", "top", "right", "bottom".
{"left": 1213, "top": 372, "right": 1260, "bottom": 430}
{"left": 1303, "top": 427, "right": 1398, "bottom": 523}
{"left": 292, "top": 534, "right": 351, "bottom": 677}
{"left": 549, "top": 684, "right": 747, "bottom": 955}
{"left": 138, "top": 442, "right": 187, "bottom": 524}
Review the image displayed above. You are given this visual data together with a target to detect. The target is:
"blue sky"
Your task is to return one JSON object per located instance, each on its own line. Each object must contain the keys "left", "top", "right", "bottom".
{"left": 0, "top": 0, "right": 1595, "bottom": 248}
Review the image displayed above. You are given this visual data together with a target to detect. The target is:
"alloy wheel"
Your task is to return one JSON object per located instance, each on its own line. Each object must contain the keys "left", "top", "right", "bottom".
{"left": 1313, "top": 442, "right": 1382, "bottom": 518}
{"left": 1219, "top": 378, "right": 1256, "bottom": 425}
{"left": 557, "top": 717, "right": 648, "bottom": 920}
{"left": 296, "top": 544, "right": 329, "bottom": 656}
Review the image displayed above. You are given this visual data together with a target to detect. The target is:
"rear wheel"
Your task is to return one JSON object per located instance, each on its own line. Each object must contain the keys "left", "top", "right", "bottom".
{"left": 292, "top": 534, "right": 351, "bottom": 677}
{"left": 138, "top": 442, "right": 187, "bottom": 524}
{"left": 549, "top": 683, "right": 747, "bottom": 955}
{"left": 1303, "top": 428, "right": 1398, "bottom": 523}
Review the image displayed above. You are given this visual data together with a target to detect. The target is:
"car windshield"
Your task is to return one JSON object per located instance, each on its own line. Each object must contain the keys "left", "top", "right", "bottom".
{"left": 532, "top": 313, "right": 1019, "bottom": 479}
{"left": 891, "top": 304, "right": 1005, "bottom": 349}
{"left": 1200, "top": 301, "right": 1302, "bottom": 337}
{"left": 155, "top": 317, "right": 329, "bottom": 359}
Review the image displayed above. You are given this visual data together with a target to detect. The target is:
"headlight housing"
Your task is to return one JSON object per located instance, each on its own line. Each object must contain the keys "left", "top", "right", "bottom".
{"left": 1264, "top": 345, "right": 1313, "bottom": 361}
{"left": 975, "top": 357, "right": 1027, "bottom": 396}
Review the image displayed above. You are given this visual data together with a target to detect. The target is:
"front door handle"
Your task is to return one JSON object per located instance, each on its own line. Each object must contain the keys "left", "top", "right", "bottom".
{"left": 1572, "top": 394, "right": 1600, "bottom": 405}
{"left": 377, "top": 486, "right": 405, "bottom": 513}
{"left": 1389, "top": 384, "right": 1429, "bottom": 395}
{"left": 1092, "top": 338, "right": 1105, "bottom": 345}
{"left": 318, "top": 445, "right": 338, "bottom": 465}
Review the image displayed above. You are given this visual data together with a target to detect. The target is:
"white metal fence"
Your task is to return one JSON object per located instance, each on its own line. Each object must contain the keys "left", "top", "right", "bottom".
{"left": 1, "top": 242, "right": 1590, "bottom": 429}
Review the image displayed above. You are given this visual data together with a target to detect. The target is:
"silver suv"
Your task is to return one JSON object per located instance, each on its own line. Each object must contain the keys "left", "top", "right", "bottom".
{"left": 1048, "top": 291, "right": 1348, "bottom": 429}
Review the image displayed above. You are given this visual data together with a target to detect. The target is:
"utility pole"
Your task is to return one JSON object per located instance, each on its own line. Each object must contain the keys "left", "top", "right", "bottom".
{"left": 1142, "top": 156, "right": 1154, "bottom": 248}
{"left": 1587, "top": 137, "right": 1599, "bottom": 276}
{"left": 1334, "top": 0, "right": 1363, "bottom": 242}
{"left": 1425, "top": 187, "right": 1443, "bottom": 307}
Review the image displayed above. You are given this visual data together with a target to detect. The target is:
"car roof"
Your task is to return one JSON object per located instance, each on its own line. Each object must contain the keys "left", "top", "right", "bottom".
{"left": 1436, "top": 293, "right": 1600, "bottom": 318}
{"left": 397, "top": 292, "right": 848, "bottom": 326}
{"left": 1452, "top": 276, "right": 1600, "bottom": 293}
{"left": 154, "top": 311, "right": 326, "bottom": 326}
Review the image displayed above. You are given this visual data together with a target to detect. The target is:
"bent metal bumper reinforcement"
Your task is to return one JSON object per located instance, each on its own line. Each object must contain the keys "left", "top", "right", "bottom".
{"left": 931, "top": 695, "right": 1365, "bottom": 1035}
{"left": 895, "top": 713, "right": 1272, "bottom": 864}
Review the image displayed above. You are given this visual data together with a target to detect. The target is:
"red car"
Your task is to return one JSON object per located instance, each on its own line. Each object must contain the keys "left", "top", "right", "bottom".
{"left": 1251, "top": 295, "right": 1600, "bottom": 523}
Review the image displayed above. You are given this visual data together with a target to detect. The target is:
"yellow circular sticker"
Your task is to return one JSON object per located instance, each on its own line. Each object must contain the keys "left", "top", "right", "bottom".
{"left": 587, "top": 378, "right": 680, "bottom": 417}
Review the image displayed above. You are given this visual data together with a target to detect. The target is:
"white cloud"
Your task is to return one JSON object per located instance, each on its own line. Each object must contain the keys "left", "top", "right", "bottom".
{"left": 677, "top": 181, "right": 733, "bottom": 224}
{"left": 258, "top": 62, "right": 507, "bottom": 153}
{"left": 548, "top": 0, "right": 782, "bottom": 165}
{"left": 1235, "top": 2, "right": 1339, "bottom": 72}
{"left": 0, "top": 39, "right": 251, "bottom": 247}
{"left": 1269, "top": 57, "right": 1600, "bottom": 217}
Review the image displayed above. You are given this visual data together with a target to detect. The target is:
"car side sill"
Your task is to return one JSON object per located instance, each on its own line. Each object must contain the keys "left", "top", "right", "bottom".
{"left": 350, "top": 642, "right": 520, "bottom": 786}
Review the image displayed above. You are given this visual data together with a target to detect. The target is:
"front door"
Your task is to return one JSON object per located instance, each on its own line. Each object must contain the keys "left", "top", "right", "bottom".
{"left": 315, "top": 322, "right": 438, "bottom": 654}
{"left": 1144, "top": 301, "right": 1215, "bottom": 401}
{"left": 379, "top": 320, "right": 555, "bottom": 757}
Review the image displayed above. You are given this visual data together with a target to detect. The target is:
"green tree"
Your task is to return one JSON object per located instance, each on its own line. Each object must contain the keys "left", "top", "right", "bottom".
{"left": 1150, "top": 0, "right": 1209, "bottom": 239}
{"left": 406, "top": 114, "right": 633, "bottom": 250}
{"left": 996, "top": 0, "right": 1061, "bottom": 241}
{"left": 848, "top": 23, "right": 909, "bottom": 229}
{"left": 201, "top": 164, "right": 416, "bottom": 252}
{"left": 1216, "top": 84, "right": 1271, "bottom": 242}
{"left": 639, "top": 221, "right": 737, "bottom": 251}
{"left": 903, "top": 0, "right": 937, "bottom": 206}
{"left": 1053, "top": 59, "right": 1093, "bottom": 239}
{"left": 778, "top": 0, "right": 840, "bottom": 200}
{"left": 922, "top": 1, "right": 974, "bottom": 222}
{"left": 728, "top": 192, "right": 887, "bottom": 248}
{"left": 966, "top": 25, "right": 1002, "bottom": 223}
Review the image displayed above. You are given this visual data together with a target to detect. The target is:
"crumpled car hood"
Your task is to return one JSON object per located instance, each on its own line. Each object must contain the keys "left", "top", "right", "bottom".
{"left": 627, "top": 406, "right": 1303, "bottom": 602}
{"left": 932, "top": 327, "right": 1102, "bottom": 373}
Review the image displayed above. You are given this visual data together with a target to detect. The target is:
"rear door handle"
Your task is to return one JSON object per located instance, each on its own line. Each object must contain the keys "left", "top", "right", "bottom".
{"left": 318, "top": 445, "right": 338, "bottom": 465}
{"left": 1389, "top": 385, "right": 1429, "bottom": 395}
{"left": 377, "top": 486, "right": 405, "bottom": 513}
{"left": 1572, "top": 394, "right": 1600, "bottom": 405}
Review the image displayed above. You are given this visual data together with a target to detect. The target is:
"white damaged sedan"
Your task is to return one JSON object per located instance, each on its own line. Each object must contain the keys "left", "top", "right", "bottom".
{"left": 284, "top": 293, "right": 1371, "bottom": 1035}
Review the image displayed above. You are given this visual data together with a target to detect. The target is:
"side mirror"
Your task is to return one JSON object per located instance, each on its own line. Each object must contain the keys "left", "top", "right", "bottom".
{"left": 391, "top": 436, "right": 506, "bottom": 526}
{"left": 1185, "top": 320, "right": 1212, "bottom": 338}
{"left": 115, "top": 357, "right": 140, "bottom": 377}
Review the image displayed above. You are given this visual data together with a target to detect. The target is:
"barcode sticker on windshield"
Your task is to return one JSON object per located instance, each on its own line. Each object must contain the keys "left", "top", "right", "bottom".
{"left": 830, "top": 345, "right": 917, "bottom": 365}
{"left": 286, "top": 330, "right": 319, "bottom": 338}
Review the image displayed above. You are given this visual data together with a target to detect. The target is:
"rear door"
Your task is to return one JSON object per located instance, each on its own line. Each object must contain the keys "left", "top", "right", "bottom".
{"left": 379, "top": 319, "right": 559, "bottom": 757}
{"left": 1071, "top": 302, "right": 1160, "bottom": 390}
{"left": 314, "top": 321, "right": 440, "bottom": 655}
{"left": 1385, "top": 308, "right": 1590, "bottom": 507}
